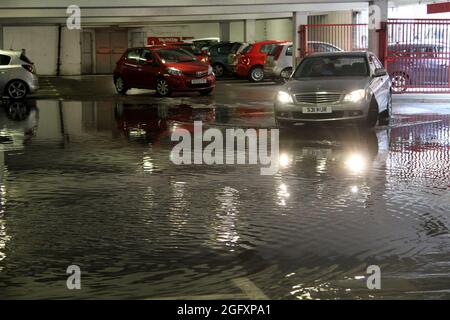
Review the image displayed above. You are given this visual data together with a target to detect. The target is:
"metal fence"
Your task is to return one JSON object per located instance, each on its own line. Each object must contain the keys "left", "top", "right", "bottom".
{"left": 385, "top": 19, "right": 450, "bottom": 93}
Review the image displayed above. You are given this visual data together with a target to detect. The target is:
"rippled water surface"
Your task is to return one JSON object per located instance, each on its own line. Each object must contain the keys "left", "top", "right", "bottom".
{"left": 0, "top": 99, "right": 449, "bottom": 299}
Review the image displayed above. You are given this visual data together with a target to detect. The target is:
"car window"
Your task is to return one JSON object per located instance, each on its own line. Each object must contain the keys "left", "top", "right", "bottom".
{"left": 126, "top": 49, "right": 141, "bottom": 64}
{"left": 293, "top": 56, "right": 369, "bottom": 78}
{"left": 286, "top": 45, "right": 293, "bottom": 56}
{"left": 230, "top": 43, "right": 242, "bottom": 54}
{"left": 0, "top": 54, "right": 11, "bottom": 65}
{"left": 182, "top": 44, "right": 202, "bottom": 55}
{"left": 268, "top": 45, "right": 283, "bottom": 56}
{"left": 217, "top": 45, "right": 232, "bottom": 55}
{"left": 139, "top": 50, "right": 155, "bottom": 64}
{"left": 260, "top": 44, "right": 278, "bottom": 54}
{"left": 20, "top": 53, "right": 33, "bottom": 64}
{"left": 241, "top": 44, "right": 253, "bottom": 54}
{"left": 155, "top": 48, "right": 197, "bottom": 63}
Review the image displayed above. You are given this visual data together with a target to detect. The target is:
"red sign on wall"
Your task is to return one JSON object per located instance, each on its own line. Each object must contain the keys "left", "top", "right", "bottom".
{"left": 147, "top": 37, "right": 182, "bottom": 45}
{"left": 427, "top": 2, "right": 450, "bottom": 14}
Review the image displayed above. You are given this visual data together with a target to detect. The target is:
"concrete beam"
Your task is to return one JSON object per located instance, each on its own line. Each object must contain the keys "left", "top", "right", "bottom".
{"left": 0, "top": 13, "right": 294, "bottom": 25}
{"left": 0, "top": 0, "right": 376, "bottom": 9}
{"left": 0, "top": 3, "right": 368, "bottom": 19}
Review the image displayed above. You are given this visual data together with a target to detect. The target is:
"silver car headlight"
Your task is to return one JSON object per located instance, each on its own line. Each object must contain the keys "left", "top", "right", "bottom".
{"left": 167, "top": 67, "right": 183, "bottom": 76}
{"left": 343, "top": 89, "right": 366, "bottom": 103}
{"left": 276, "top": 91, "right": 294, "bottom": 104}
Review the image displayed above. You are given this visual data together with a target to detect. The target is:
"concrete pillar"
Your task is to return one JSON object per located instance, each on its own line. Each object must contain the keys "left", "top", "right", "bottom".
{"left": 0, "top": 25, "right": 2, "bottom": 49}
{"left": 219, "top": 21, "right": 230, "bottom": 42}
{"left": 292, "top": 11, "right": 308, "bottom": 67}
{"left": 368, "top": 0, "right": 388, "bottom": 57}
{"left": 244, "top": 19, "right": 256, "bottom": 43}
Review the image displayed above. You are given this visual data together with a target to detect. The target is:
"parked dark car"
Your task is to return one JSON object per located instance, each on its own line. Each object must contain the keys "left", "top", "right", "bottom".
{"left": 208, "top": 42, "right": 242, "bottom": 77}
{"left": 387, "top": 43, "right": 450, "bottom": 92}
{"left": 113, "top": 46, "right": 215, "bottom": 97}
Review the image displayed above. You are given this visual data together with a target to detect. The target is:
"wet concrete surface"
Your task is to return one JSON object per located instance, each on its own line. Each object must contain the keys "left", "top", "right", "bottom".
{"left": 0, "top": 79, "right": 449, "bottom": 299}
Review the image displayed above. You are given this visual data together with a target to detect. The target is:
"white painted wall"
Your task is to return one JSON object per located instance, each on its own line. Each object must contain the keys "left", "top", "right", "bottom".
{"left": 230, "top": 21, "right": 244, "bottom": 42}
{"left": 3, "top": 26, "right": 58, "bottom": 75}
{"left": 266, "top": 18, "right": 292, "bottom": 41}
{"left": 2, "top": 26, "right": 81, "bottom": 75}
{"left": 61, "top": 28, "right": 81, "bottom": 75}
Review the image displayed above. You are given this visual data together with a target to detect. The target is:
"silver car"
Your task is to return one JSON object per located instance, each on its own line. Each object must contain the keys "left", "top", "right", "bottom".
{"left": 265, "top": 41, "right": 343, "bottom": 82}
{"left": 274, "top": 51, "right": 392, "bottom": 128}
{"left": 0, "top": 50, "right": 39, "bottom": 99}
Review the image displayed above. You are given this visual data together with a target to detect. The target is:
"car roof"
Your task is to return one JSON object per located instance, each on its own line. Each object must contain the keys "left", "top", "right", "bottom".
{"left": 0, "top": 49, "right": 21, "bottom": 56}
{"left": 252, "top": 40, "right": 288, "bottom": 45}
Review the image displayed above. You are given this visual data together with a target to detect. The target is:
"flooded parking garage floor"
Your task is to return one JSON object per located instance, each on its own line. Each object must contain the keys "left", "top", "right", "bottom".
{"left": 0, "top": 88, "right": 449, "bottom": 299}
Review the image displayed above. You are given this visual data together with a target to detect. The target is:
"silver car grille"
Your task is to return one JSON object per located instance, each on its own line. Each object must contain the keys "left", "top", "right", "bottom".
{"left": 294, "top": 93, "right": 342, "bottom": 104}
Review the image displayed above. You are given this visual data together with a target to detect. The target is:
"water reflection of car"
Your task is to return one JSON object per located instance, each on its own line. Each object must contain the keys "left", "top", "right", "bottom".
{"left": 113, "top": 46, "right": 215, "bottom": 97}
{"left": 275, "top": 52, "right": 392, "bottom": 128}
{"left": 0, "top": 100, "right": 38, "bottom": 149}
{"left": 0, "top": 50, "right": 39, "bottom": 99}
{"left": 114, "top": 102, "right": 215, "bottom": 143}
{"left": 278, "top": 126, "right": 389, "bottom": 177}
{"left": 387, "top": 43, "right": 450, "bottom": 93}
{"left": 264, "top": 41, "right": 343, "bottom": 82}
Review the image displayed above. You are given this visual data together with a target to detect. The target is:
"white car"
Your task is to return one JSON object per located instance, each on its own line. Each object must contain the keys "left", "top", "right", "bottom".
{"left": 0, "top": 50, "right": 39, "bottom": 99}
{"left": 264, "top": 41, "right": 343, "bottom": 82}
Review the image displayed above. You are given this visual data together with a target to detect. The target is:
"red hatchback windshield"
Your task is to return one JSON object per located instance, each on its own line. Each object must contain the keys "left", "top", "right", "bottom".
{"left": 155, "top": 48, "right": 197, "bottom": 63}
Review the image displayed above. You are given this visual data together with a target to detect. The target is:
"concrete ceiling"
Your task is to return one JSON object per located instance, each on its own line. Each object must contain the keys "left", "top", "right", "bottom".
{"left": 0, "top": 0, "right": 445, "bottom": 25}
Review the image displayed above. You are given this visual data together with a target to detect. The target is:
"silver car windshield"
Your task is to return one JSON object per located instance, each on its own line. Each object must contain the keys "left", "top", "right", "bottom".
{"left": 293, "top": 56, "right": 369, "bottom": 78}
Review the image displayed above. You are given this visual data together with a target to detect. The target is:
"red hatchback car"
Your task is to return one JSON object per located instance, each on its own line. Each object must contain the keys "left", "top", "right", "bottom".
{"left": 234, "top": 40, "right": 287, "bottom": 82}
{"left": 113, "top": 46, "right": 215, "bottom": 97}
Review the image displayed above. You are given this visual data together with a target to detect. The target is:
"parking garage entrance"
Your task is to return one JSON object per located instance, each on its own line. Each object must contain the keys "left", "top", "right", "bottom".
{"left": 299, "top": 19, "right": 450, "bottom": 93}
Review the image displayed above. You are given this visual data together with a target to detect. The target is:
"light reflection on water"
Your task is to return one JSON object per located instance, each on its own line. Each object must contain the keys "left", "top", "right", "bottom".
{"left": 0, "top": 99, "right": 449, "bottom": 299}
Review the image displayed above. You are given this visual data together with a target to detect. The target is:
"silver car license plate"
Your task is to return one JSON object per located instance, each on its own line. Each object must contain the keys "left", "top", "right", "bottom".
{"left": 191, "top": 79, "right": 207, "bottom": 84}
{"left": 302, "top": 106, "right": 332, "bottom": 114}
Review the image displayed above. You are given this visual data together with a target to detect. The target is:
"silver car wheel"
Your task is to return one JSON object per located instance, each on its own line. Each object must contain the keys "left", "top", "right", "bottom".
{"left": 251, "top": 67, "right": 264, "bottom": 82}
{"left": 156, "top": 79, "right": 170, "bottom": 96}
{"left": 7, "top": 81, "right": 27, "bottom": 99}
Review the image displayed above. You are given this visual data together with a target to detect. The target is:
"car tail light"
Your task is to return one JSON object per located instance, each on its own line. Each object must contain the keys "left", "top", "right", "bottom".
{"left": 239, "top": 56, "right": 250, "bottom": 65}
{"left": 22, "top": 64, "right": 35, "bottom": 73}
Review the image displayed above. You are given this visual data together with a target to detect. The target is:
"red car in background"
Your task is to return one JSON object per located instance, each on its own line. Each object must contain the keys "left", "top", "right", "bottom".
{"left": 234, "top": 40, "right": 287, "bottom": 82}
{"left": 113, "top": 45, "right": 215, "bottom": 97}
